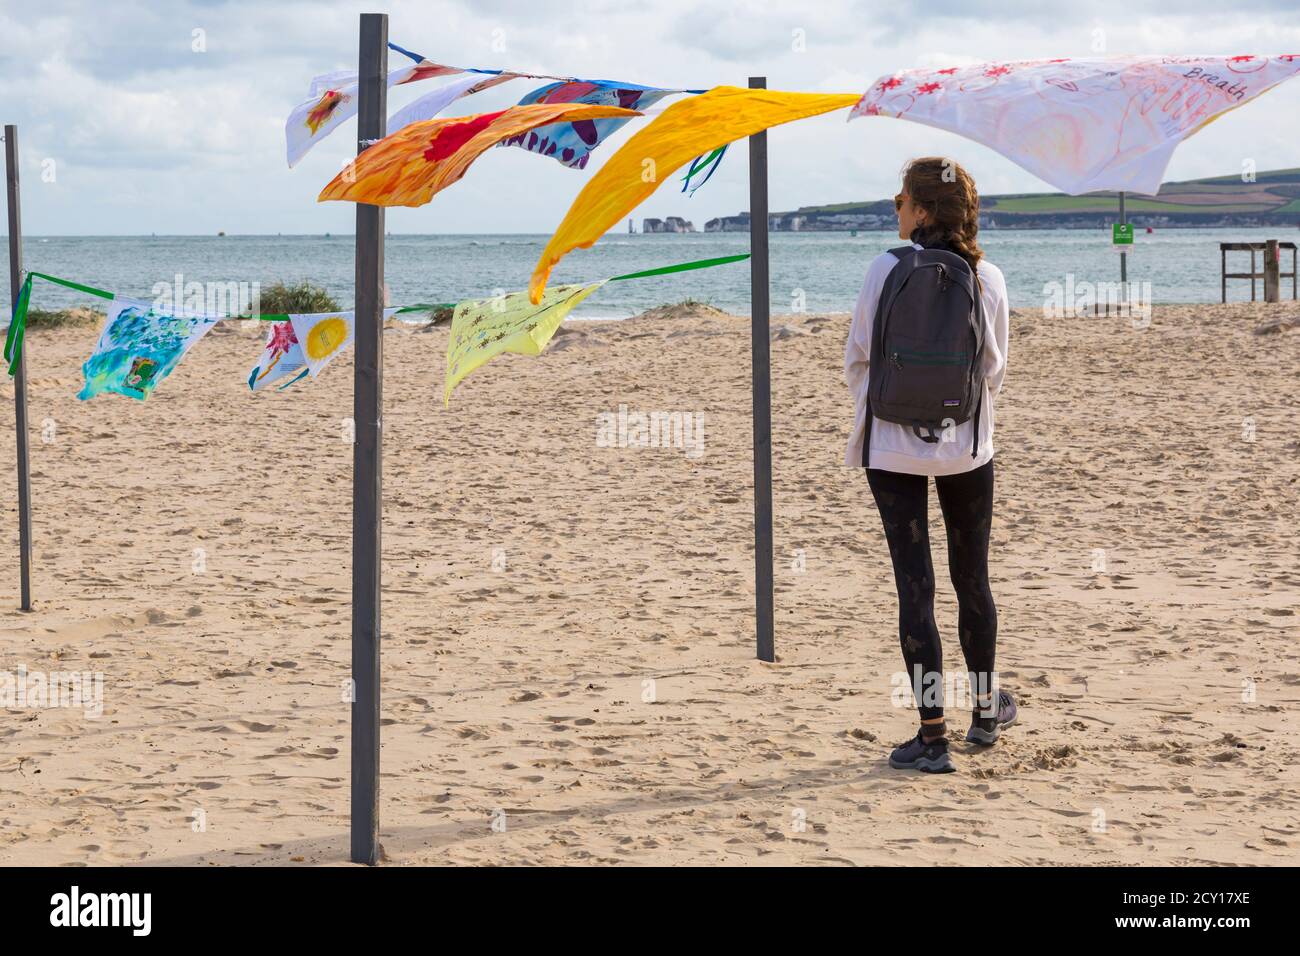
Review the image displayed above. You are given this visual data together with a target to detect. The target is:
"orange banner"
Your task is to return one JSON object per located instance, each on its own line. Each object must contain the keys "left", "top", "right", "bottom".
{"left": 319, "top": 102, "right": 640, "bottom": 208}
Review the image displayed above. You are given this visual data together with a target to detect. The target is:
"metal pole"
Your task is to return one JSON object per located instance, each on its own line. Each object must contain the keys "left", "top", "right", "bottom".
{"left": 350, "top": 12, "right": 386, "bottom": 866}
{"left": 4, "top": 125, "right": 32, "bottom": 612}
{"left": 747, "top": 77, "right": 774, "bottom": 663}
{"left": 1118, "top": 190, "right": 1127, "bottom": 287}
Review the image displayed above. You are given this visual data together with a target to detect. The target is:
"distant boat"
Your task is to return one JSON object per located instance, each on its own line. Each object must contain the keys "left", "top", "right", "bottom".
{"left": 850, "top": 229, "right": 857, "bottom": 237}
{"left": 217, "top": 230, "right": 225, "bottom": 237}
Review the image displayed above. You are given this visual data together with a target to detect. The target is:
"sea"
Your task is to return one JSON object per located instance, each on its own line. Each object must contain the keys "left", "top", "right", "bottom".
{"left": 2, "top": 227, "right": 1296, "bottom": 319}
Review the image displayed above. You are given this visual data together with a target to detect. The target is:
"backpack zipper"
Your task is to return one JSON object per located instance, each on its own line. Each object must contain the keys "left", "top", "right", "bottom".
{"left": 892, "top": 348, "right": 969, "bottom": 367}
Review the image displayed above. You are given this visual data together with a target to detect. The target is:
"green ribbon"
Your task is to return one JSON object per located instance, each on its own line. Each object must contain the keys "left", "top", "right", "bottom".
{"left": 681, "top": 146, "right": 727, "bottom": 196}
{"left": 609, "top": 252, "right": 750, "bottom": 282}
{"left": 6, "top": 271, "right": 117, "bottom": 375}
{"left": 4, "top": 272, "right": 34, "bottom": 376}
{"left": 6, "top": 271, "right": 122, "bottom": 374}
{"left": 6, "top": 270, "right": 115, "bottom": 374}
{"left": 394, "top": 302, "right": 455, "bottom": 315}
{"left": 24, "top": 271, "right": 116, "bottom": 301}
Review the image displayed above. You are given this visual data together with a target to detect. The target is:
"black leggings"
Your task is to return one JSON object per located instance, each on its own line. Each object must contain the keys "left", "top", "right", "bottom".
{"left": 866, "top": 460, "right": 997, "bottom": 721}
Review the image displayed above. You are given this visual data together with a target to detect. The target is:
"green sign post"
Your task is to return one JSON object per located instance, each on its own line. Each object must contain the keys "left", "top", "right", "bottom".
{"left": 1112, "top": 222, "right": 1134, "bottom": 245}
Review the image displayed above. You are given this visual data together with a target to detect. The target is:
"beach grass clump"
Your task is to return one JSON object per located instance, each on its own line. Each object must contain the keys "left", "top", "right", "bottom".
{"left": 24, "top": 307, "right": 104, "bottom": 328}
{"left": 256, "top": 280, "right": 340, "bottom": 315}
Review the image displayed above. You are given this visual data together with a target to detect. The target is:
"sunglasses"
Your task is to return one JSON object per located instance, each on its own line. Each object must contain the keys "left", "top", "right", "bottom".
{"left": 894, "top": 193, "right": 907, "bottom": 211}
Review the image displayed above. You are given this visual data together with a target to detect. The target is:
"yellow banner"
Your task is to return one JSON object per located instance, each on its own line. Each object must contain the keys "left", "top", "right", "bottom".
{"left": 529, "top": 86, "right": 859, "bottom": 302}
{"left": 445, "top": 282, "right": 604, "bottom": 404}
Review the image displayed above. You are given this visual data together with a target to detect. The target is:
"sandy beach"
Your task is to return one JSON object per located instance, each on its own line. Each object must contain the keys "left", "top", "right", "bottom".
{"left": 0, "top": 299, "right": 1296, "bottom": 866}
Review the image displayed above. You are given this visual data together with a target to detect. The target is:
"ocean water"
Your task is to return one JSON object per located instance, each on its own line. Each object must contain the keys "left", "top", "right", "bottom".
{"left": 3, "top": 227, "right": 1297, "bottom": 320}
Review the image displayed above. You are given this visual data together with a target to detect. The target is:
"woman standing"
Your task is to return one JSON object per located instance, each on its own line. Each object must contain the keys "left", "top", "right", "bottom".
{"left": 844, "top": 157, "right": 1015, "bottom": 773}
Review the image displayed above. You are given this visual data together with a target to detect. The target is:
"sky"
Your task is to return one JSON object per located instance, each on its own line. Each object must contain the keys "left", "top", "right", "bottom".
{"left": 2, "top": 0, "right": 1299, "bottom": 235}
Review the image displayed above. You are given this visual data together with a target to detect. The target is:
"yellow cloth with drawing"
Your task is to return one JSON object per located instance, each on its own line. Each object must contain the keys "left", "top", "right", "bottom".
{"left": 445, "top": 282, "right": 604, "bottom": 404}
{"left": 529, "top": 86, "right": 859, "bottom": 302}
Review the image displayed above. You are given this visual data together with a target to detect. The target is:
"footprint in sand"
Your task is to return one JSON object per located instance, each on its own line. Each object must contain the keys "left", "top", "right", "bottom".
{"left": 198, "top": 720, "right": 283, "bottom": 734}
{"left": 99, "top": 840, "right": 151, "bottom": 863}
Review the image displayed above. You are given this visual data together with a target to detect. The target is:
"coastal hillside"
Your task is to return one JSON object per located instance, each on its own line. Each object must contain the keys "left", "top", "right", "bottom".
{"left": 703, "top": 168, "right": 1300, "bottom": 232}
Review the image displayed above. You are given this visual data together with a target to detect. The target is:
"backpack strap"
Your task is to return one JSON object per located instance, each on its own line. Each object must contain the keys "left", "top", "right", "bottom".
{"left": 862, "top": 396, "right": 872, "bottom": 468}
{"left": 969, "top": 267, "right": 985, "bottom": 459}
{"left": 863, "top": 247, "right": 916, "bottom": 470}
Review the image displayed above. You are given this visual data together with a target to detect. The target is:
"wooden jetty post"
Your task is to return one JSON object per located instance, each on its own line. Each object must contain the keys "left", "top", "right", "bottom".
{"left": 1221, "top": 241, "right": 1298, "bottom": 303}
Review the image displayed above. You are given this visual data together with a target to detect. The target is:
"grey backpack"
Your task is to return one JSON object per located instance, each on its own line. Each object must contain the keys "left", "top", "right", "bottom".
{"left": 863, "top": 245, "right": 984, "bottom": 467}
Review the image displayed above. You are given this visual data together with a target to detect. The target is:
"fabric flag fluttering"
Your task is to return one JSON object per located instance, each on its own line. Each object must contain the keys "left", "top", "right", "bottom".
{"left": 286, "top": 42, "right": 574, "bottom": 166}
{"left": 529, "top": 86, "right": 860, "bottom": 302}
{"left": 291, "top": 311, "right": 353, "bottom": 379}
{"left": 445, "top": 283, "right": 604, "bottom": 405}
{"left": 498, "top": 80, "right": 687, "bottom": 169}
{"left": 248, "top": 320, "right": 308, "bottom": 391}
{"left": 248, "top": 303, "right": 447, "bottom": 391}
{"left": 318, "top": 103, "right": 640, "bottom": 207}
{"left": 285, "top": 49, "right": 464, "bottom": 167}
{"left": 78, "top": 298, "right": 222, "bottom": 401}
{"left": 850, "top": 55, "right": 1300, "bottom": 196}
{"left": 287, "top": 42, "right": 718, "bottom": 184}
{"left": 286, "top": 308, "right": 402, "bottom": 380}
{"left": 446, "top": 253, "right": 750, "bottom": 404}
{"left": 384, "top": 72, "right": 521, "bottom": 135}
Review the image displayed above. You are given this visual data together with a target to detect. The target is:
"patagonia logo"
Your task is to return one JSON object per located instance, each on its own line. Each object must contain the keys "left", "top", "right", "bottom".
{"left": 943, "top": 399, "right": 960, "bottom": 406}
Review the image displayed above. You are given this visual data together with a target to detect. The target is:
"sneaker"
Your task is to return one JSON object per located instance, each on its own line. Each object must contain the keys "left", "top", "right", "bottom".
{"left": 966, "top": 690, "right": 1018, "bottom": 745}
{"left": 888, "top": 729, "right": 956, "bottom": 773}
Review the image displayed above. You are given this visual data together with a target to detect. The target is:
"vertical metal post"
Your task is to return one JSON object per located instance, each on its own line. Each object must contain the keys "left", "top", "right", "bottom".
{"left": 747, "top": 77, "right": 774, "bottom": 663}
{"left": 1118, "top": 190, "right": 1127, "bottom": 288}
{"left": 351, "top": 12, "right": 386, "bottom": 866}
{"left": 4, "top": 125, "right": 32, "bottom": 612}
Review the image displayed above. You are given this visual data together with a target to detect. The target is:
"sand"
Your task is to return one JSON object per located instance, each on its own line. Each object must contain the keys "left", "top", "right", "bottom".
{"left": 0, "top": 300, "right": 1296, "bottom": 866}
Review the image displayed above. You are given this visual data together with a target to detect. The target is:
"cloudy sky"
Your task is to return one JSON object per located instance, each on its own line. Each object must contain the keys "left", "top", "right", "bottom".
{"left": 3, "top": 0, "right": 1299, "bottom": 235}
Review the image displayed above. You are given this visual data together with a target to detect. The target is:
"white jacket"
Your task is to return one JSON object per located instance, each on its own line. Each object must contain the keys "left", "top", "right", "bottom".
{"left": 844, "top": 244, "right": 1010, "bottom": 476}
